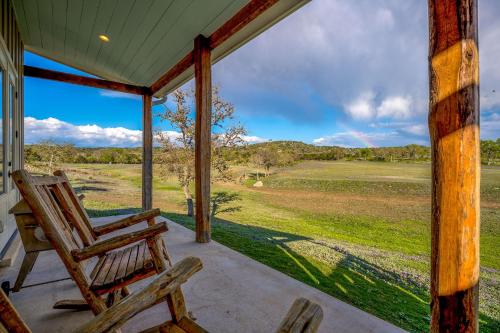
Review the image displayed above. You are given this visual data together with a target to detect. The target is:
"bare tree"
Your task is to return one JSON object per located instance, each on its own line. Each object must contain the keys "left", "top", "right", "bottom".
{"left": 156, "top": 87, "right": 246, "bottom": 216}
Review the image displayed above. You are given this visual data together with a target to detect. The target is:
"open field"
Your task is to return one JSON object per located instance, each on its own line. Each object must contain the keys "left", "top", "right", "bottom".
{"left": 59, "top": 161, "right": 499, "bottom": 333}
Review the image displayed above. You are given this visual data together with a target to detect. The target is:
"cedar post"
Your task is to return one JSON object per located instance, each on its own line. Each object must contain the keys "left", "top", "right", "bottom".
{"left": 142, "top": 94, "right": 153, "bottom": 211}
{"left": 194, "top": 35, "right": 212, "bottom": 243}
{"left": 428, "top": 0, "right": 480, "bottom": 332}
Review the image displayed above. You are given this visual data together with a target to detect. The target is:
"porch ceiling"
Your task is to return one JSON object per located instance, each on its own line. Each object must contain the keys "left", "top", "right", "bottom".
{"left": 12, "top": 0, "right": 307, "bottom": 96}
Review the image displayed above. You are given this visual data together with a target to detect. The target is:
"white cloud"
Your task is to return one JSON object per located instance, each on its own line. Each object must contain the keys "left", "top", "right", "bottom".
{"left": 344, "top": 92, "right": 375, "bottom": 120}
{"left": 25, "top": 117, "right": 143, "bottom": 147}
{"left": 24, "top": 117, "right": 267, "bottom": 147}
{"left": 376, "top": 96, "right": 412, "bottom": 119}
{"left": 343, "top": 94, "right": 413, "bottom": 120}
{"left": 213, "top": 0, "right": 499, "bottom": 125}
{"left": 214, "top": 0, "right": 429, "bottom": 123}
{"left": 99, "top": 90, "right": 141, "bottom": 100}
{"left": 242, "top": 135, "right": 268, "bottom": 144}
{"left": 402, "top": 124, "right": 427, "bottom": 136}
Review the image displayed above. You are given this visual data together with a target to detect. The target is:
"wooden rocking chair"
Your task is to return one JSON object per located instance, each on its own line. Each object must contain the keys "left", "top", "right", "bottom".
{"left": 11, "top": 169, "right": 184, "bottom": 319}
{"left": 1, "top": 257, "right": 205, "bottom": 333}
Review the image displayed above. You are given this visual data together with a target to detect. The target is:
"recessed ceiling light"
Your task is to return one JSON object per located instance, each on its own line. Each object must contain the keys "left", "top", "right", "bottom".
{"left": 99, "top": 34, "right": 110, "bottom": 42}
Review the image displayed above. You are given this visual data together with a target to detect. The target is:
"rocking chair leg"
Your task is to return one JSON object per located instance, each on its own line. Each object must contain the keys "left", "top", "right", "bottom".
{"left": 106, "top": 290, "right": 121, "bottom": 307}
{"left": 166, "top": 288, "right": 188, "bottom": 323}
{"left": 146, "top": 236, "right": 186, "bottom": 324}
{"left": 53, "top": 299, "right": 91, "bottom": 311}
{"left": 161, "top": 239, "right": 173, "bottom": 267}
{"left": 13, "top": 252, "right": 39, "bottom": 292}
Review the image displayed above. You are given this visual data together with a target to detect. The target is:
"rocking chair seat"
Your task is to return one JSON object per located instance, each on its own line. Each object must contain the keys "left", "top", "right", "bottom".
{"left": 90, "top": 241, "right": 155, "bottom": 295}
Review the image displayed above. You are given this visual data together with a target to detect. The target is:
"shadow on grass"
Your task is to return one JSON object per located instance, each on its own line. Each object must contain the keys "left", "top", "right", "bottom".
{"left": 86, "top": 207, "right": 499, "bottom": 333}
{"left": 73, "top": 185, "right": 110, "bottom": 193}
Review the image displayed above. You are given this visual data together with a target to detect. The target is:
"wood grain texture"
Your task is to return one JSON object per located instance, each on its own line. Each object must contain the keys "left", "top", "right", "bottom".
{"left": 276, "top": 298, "right": 323, "bottom": 333}
{"left": 194, "top": 35, "right": 212, "bottom": 243}
{"left": 142, "top": 94, "right": 153, "bottom": 211}
{"left": 23, "top": 65, "right": 149, "bottom": 95}
{"left": 74, "top": 257, "right": 203, "bottom": 333}
{"left": 428, "top": 0, "right": 479, "bottom": 332}
{"left": 71, "top": 223, "right": 167, "bottom": 261}
{"left": 12, "top": 170, "right": 108, "bottom": 315}
{"left": 93, "top": 209, "right": 161, "bottom": 236}
{"left": 209, "top": 0, "right": 279, "bottom": 50}
{"left": 0, "top": 289, "right": 31, "bottom": 333}
{"left": 150, "top": 51, "right": 194, "bottom": 94}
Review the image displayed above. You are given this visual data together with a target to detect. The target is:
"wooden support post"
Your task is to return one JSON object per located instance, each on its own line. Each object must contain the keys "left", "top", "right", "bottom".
{"left": 428, "top": 1, "right": 480, "bottom": 332}
{"left": 194, "top": 35, "right": 212, "bottom": 243}
{"left": 142, "top": 94, "right": 153, "bottom": 211}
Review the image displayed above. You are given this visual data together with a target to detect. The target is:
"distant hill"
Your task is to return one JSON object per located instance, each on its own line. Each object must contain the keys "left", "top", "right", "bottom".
{"left": 24, "top": 138, "right": 499, "bottom": 165}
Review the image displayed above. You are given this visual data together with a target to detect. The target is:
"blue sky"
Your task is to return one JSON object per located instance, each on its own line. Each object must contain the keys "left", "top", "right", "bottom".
{"left": 25, "top": 0, "right": 499, "bottom": 148}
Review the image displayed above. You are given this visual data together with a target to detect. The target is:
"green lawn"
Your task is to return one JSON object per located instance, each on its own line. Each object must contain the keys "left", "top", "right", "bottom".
{"left": 62, "top": 161, "right": 499, "bottom": 333}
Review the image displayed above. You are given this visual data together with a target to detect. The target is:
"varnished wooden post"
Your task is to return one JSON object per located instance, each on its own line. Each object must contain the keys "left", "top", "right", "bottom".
{"left": 428, "top": 0, "right": 480, "bottom": 332}
{"left": 142, "top": 94, "right": 153, "bottom": 211}
{"left": 194, "top": 35, "right": 212, "bottom": 243}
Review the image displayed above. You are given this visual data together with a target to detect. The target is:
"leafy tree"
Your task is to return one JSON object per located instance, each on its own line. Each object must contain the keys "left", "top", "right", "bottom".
{"left": 251, "top": 148, "right": 277, "bottom": 177}
{"left": 155, "top": 87, "right": 246, "bottom": 216}
{"left": 32, "top": 140, "right": 76, "bottom": 173}
{"left": 481, "top": 139, "right": 500, "bottom": 165}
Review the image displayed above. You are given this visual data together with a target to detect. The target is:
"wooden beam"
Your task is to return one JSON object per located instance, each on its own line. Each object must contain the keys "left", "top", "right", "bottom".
{"left": 24, "top": 65, "right": 149, "bottom": 95}
{"left": 149, "top": 0, "right": 278, "bottom": 95}
{"left": 428, "top": 0, "right": 479, "bottom": 332}
{"left": 142, "top": 94, "right": 153, "bottom": 211}
{"left": 150, "top": 51, "right": 194, "bottom": 94}
{"left": 194, "top": 35, "right": 212, "bottom": 243}
{"left": 208, "top": 0, "right": 279, "bottom": 50}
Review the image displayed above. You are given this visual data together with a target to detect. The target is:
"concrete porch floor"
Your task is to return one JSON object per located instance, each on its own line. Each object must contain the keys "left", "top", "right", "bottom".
{"left": 0, "top": 215, "right": 406, "bottom": 333}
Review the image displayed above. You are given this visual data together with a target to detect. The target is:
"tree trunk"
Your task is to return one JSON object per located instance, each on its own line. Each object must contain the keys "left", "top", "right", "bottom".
{"left": 183, "top": 185, "right": 194, "bottom": 217}
{"left": 186, "top": 199, "right": 194, "bottom": 217}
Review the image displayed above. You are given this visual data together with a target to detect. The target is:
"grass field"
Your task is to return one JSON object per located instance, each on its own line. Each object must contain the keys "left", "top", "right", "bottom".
{"left": 60, "top": 161, "right": 499, "bottom": 333}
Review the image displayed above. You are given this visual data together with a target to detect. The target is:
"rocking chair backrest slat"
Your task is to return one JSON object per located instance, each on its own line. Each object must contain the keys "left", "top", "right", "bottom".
{"left": 51, "top": 182, "right": 95, "bottom": 246}
{"left": 12, "top": 170, "right": 90, "bottom": 285}
{"left": 53, "top": 170, "right": 98, "bottom": 241}
{"left": 13, "top": 172, "right": 83, "bottom": 254}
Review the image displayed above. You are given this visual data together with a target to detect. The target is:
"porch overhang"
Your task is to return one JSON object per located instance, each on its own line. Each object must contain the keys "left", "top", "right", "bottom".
{"left": 12, "top": 0, "right": 309, "bottom": 97}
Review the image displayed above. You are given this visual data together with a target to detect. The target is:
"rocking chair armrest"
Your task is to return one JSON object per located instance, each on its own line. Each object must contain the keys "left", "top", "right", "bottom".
{"left": 276, "top": 298, "right": 323, "bottom": 333}
{"left": 93, "top": 208, "right": 162, "bottom": 236}
{"left": 72, "top": 256, "right": 203, "bottom": 333}
{"left": 71, "top": 222, "right": 167, "bottom": 261}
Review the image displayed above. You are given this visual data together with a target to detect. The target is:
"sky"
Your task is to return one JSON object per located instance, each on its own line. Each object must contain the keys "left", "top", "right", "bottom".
{"left": 25, "top": 0, "right": 500, "bottom": 148}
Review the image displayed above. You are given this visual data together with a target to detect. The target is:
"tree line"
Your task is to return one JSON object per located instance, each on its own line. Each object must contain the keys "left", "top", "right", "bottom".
{"left": 25, "top": 138, "right": 500, "bottom": 169}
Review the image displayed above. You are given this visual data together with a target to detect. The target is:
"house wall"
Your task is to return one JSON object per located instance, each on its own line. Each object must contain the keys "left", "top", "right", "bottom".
{"left": 0, "top": 0, "right": 23, "bottom": 257}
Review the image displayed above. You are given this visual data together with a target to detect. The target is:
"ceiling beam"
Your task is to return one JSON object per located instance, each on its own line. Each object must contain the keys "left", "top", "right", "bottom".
{"left": 208, "top": 0, "right": 279, "bottom": 50}
{"left": 24, "top": 65, "right": 150, "bottom": 95}
{"left": 150, "top": 51, "right": 194, "bottom": 94}
{"left": 150, "top": 0, "right": 279, "bottom": 95}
